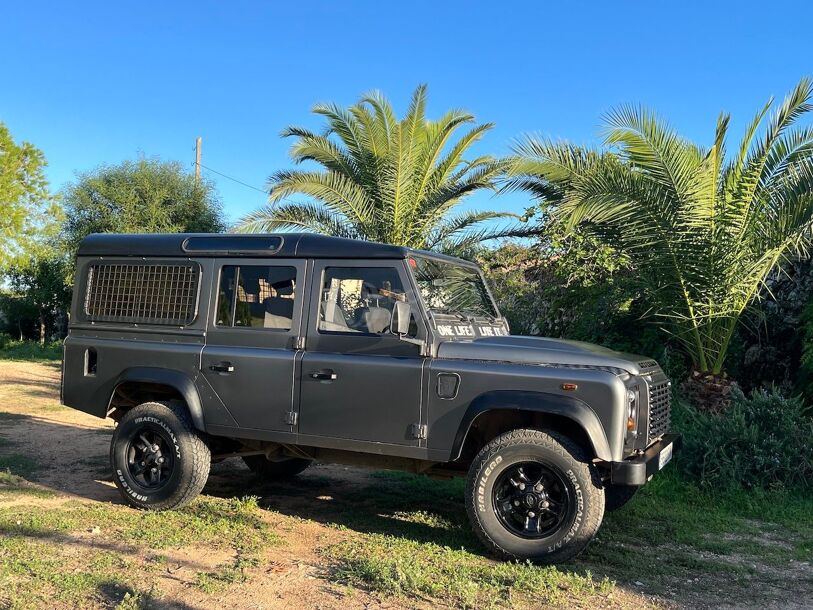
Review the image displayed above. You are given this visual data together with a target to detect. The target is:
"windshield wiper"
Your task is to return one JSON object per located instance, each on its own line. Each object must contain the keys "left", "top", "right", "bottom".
{"left": 433, "top": 309, "right": 471, "bottom": 323}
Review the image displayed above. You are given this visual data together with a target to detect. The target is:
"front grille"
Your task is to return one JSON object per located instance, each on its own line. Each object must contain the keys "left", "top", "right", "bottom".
{"left": 647, "top": 379, "right": 672, "bottom": 439}
{"left": 84, "top": 262, "right": 201, "bottom": 326}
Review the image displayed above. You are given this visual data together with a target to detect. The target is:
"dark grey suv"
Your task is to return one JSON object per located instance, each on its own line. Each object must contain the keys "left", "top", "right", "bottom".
{"left": 61, "top": 233, "right": 679, "bottom": 563}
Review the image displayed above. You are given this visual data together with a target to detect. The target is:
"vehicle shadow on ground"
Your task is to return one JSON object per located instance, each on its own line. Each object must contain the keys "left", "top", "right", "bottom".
{"left": 0, "top": 410, "right": 121, "bottom": 503}
{"left": 1, "top": 410, "right": 629, "bottom": 584}
{"left": 1, "top": 406, "right": 482, "bottom": 551}
{"left": 207, "top": 461, "right": 483, "bottom": 552}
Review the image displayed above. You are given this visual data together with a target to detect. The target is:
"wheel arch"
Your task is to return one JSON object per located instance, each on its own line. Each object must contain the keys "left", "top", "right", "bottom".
{"left": 107, "top": 367, "right": 205, "bottom": 432}
{"left": 450, "top": 390, "right": 612, "bottom": 463}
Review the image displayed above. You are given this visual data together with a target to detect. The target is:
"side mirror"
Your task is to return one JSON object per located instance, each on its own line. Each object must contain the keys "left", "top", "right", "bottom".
{"left": 390, "top": 301, "right": 411, "bottom": 336}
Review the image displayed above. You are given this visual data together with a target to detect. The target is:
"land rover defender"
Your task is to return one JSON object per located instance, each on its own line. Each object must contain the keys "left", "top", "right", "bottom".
{"left": 61, "top": 233, "right": 680, "bottom": 562}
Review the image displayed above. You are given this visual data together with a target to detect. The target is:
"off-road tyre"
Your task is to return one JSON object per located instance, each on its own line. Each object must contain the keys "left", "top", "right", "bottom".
{"left": 242, "top": 455, "right": 312, "bottom": 479}
{"left": 110, "top": 401, "right": 211, "bottom": 511}
{"left": 604, "top": 484, "right": 639, "bottom": 512}
{"left": 465, "top": 428, "right": 605, "bottom": 563}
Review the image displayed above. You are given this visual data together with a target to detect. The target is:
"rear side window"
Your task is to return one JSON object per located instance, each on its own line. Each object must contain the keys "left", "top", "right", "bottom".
{"left": 216, "top": 265, "right": 297, "bottom": 330}
{"left": 84, "top": 262, "right": 201, "bottom": 325}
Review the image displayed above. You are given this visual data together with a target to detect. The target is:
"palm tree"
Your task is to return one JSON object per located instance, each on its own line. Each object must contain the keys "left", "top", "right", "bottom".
{"left": 507, "top": 78, "right": 813, "bottom": 402}
{"left": 236, "top": 85, "right": 519, "bottom": 254}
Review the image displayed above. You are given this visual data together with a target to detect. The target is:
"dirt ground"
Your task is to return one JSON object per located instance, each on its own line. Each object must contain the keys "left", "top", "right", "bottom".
{"left": 0, "top": 361, "right": 810, "bottom": 610}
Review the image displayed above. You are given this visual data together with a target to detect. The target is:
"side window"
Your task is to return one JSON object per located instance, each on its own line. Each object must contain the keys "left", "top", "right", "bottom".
{"left": 216, "top": 265, "right": 297, "bottom": 330}
{"left": 319, "top": 267, "right": 416, "bottom": 336}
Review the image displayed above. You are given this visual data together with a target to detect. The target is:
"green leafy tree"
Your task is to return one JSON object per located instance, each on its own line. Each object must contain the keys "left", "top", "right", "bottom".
{"left": 237, "top": 85, "right": 520, "bottom": 253}
{"left": 0, "top": 122, "right": 59, "bottom": 270}
{"left": 508, "top": 78, "right": 813, "bottom": 391}
{"left": 62, "top": 157, "right": 226, "bottom": 254}
{"left": 0, "top": 292, "right": 38, "bottom": 341}
{"left": 7, "top": 254, "right": 71, "bottom": 344}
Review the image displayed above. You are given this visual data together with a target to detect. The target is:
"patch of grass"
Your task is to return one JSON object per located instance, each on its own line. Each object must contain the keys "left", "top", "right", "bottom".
{"left": 194, "top": 556, "right": 259, "bottom": 593}
{"left": 0, "top": 340, "right": 62, "bottom": 362}
{"left": 0, "top": 470, "right": 55, "bottom": 498}
{"left": 574, "top": 469, "right": 813, "bottom": 599}
{"left": 332, "top": 468, "right": 812, "bottom": 608}
{"left": 0, "top": 495, "right": 277, "bottom": 553}
{"left": 0, "top": 454, "right": 38, "bottom": 478}
{"left": 0, "top": 495, "right": 279, "bottom": 607}
{"left": 0, "top": 535, "right": 142, "bottom": 608}
{"left": 325, "top": 535, "right": 613, "bottom": 609}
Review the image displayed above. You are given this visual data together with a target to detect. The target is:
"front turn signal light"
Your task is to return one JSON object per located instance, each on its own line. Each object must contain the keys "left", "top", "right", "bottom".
{"left": 627, "top": 417, "right": 636, "bottom": 431}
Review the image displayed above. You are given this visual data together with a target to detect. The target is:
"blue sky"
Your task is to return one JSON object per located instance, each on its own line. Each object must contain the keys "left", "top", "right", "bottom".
{"left": 1, "top": 1, "right": 811, "bottom": 225}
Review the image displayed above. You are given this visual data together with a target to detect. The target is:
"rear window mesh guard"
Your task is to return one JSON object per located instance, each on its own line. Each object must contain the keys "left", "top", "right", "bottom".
{"left": 84, "top": 262, "right": 201, "bottom": 326}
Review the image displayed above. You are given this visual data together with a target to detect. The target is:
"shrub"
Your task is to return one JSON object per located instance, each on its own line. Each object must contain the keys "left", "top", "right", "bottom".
{"left": 796, "top": 298, "right": 813, "bottom": 404}
{"left": 674, "top": 388, "right": 813, "bottom": 490}
{"left": 0, "top": 336, "right": 62, "bottom": 361}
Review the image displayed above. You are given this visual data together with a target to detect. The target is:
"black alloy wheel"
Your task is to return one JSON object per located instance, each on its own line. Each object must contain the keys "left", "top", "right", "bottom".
{"left": 465, "top": 428, "right": 605, "bottom": 563}
{"left": 110, "top": 401, "right": 211, "bottom": 511}
{"left": 492, "top": 461, "right": 573, "bottom": 539}
{"left": 124, "top": 427, "right": 175, "bottom": 490}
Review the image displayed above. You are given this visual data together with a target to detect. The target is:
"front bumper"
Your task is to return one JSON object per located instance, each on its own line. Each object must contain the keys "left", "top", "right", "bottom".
{"left": 610, "top": 434, "right": 682, "bottom": 486}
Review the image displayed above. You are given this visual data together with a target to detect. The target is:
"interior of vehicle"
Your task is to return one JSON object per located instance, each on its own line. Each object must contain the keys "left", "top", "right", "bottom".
{"left": 318, "top": 267, "right": 405, "bottom": 334}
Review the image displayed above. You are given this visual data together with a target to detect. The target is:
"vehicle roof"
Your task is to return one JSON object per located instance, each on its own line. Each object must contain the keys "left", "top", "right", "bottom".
{"left": 77, "top": 232, "right": 474, "bottom": 265}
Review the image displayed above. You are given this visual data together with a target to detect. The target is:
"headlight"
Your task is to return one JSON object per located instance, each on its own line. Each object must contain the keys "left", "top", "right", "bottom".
{"left": 626, "top": 387, "right": 638, "bottom": 432}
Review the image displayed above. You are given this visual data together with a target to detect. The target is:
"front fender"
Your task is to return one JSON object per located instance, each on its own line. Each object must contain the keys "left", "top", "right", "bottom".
{"left": 108, "top": 367, "right": 206, "bottom": 432}
{"left": 450, "top": 390, "right": 612, "bottom": 462}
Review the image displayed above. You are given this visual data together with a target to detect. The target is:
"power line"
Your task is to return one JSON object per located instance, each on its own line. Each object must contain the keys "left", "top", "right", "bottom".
{"left": 195, "top": 161, "right": 268, "bottom": 195}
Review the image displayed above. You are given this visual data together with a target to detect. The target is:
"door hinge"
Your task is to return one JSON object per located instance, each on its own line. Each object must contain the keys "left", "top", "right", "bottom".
{"left": 409, "top": 423, "right": 428, "bottom": 440}
{"left": 284, "top": 411, "right": 298, "bottom": 426}
{"left": 293, "top": 336, "right": 306, "bottom": 350}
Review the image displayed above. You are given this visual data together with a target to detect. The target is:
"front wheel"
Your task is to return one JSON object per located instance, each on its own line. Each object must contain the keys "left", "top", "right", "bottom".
{"left": 465, "top": 428, "right": 604, "bottom": 563}
{"left": 110, "top": 401, "right": 211, "bottom": 511}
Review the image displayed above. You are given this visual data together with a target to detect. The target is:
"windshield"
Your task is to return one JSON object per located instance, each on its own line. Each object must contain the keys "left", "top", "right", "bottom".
{"left": 410, "top": 256, "right": 499, "bottom": 320}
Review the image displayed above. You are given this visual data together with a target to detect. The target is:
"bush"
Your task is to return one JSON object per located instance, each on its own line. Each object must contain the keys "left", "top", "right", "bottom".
{"left": 0, "top": 335, "right": 62, "bottom": 361}
{"left": 479, "top": 241, "right": 690, "bottom": 380}
{"left": 674, "top": 387, "right": 813, "bottom": 490}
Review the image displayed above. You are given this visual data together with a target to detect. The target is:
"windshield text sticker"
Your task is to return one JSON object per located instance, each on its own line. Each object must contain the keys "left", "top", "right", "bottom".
{"left": 436, "top": 324, "right": 507, "bottom": 338}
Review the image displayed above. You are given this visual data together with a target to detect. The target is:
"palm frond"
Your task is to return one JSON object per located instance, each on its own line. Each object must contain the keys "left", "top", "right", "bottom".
{"left": 234, "top": 201, "right": 357, "bottom": 238}
{"left": 242, "top": 85, "right": 503, "bottom": 252}
{"left": 505, "top": 77, "right": 813, "bottom": 374}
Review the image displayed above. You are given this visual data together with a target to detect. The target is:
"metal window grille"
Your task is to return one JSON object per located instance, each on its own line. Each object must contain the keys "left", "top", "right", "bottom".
{"left": 84, "top": 262, "right": 200, "bottom": 325}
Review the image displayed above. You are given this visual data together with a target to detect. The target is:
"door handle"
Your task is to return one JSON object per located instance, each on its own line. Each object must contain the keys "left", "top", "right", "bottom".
{"left": 309, "top": 370, "right": 337, "bottom": 381}
{"left": 209, "top": 362, "right": 235, "bottom": 373}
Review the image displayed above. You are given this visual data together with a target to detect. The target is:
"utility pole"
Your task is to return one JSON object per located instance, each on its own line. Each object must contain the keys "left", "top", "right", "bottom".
{"left": 194, "top": 137, "right": 202, "bottom": 182}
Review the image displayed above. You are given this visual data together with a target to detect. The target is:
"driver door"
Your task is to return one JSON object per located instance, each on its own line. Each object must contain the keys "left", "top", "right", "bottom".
{"left": 298, "top": 260, "right": 427, "bottom": 447}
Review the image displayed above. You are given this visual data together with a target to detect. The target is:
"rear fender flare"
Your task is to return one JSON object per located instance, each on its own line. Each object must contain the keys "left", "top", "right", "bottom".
{"left": 450, "top": 390, "right": 612, "bottom": 462}
{"left": 108, "top": 367, "right": 205, "bottom": 432}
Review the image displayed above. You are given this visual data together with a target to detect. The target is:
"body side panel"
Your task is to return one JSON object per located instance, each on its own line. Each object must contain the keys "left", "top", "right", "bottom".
{"left": 426, "top": 359, "right": 627, "bottom": 462}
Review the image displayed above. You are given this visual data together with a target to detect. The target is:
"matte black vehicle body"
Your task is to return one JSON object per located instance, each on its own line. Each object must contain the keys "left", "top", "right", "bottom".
{"left": 62, "top": 232, "right": 679, "bottom": 561}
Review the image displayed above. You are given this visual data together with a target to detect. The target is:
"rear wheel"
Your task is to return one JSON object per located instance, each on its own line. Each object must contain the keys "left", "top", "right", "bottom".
{"left": 242, "top": 455, "right": 312, "bottom": 479}
{"left": 465, "top": 428, "right": 604, "bottom": 563}
{"left": 110, "top": 401, "right": 211, "bottom": 511}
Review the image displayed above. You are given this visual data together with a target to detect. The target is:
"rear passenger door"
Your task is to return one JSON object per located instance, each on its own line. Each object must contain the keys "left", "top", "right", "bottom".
{"left": 201, "top": 259, "right": 306, "bottom": 432}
